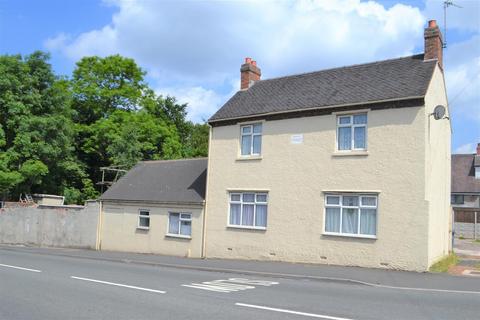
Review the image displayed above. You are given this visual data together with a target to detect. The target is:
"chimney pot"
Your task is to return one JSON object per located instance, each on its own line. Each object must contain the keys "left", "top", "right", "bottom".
{"left": 424, "top": 19, "right": 443, "bottom": 69}
{"left": 240, "top": 57, "right": 261, "bottom": 90}
{"left": 477, "top": 143, "right": 480, "bottom": 156}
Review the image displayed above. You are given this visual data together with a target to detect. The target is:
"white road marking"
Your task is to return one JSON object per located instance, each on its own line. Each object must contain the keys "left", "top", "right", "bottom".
{"left": 182, "top": 278, "right": 278, "bottom": 293}
{"left": 235, "top": 303, "right": 355, "bottom": 320}
{"left": 182, "top": 284, "right": 233, "bottom": 292}
{"left": 70, "top": 276, "right": 166, "bottom": 294}
{"left": 0, "top": 263, "right": 41, "bottom": 273}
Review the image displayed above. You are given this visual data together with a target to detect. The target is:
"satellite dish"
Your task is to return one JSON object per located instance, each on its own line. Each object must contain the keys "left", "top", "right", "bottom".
{"left": 433, "top": 105, "right": 446, "bottom": 120}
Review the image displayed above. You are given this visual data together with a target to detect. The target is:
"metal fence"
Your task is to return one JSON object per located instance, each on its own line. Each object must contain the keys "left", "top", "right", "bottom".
{"left": 454, "top": 209, "right": 479, "bottom": 239}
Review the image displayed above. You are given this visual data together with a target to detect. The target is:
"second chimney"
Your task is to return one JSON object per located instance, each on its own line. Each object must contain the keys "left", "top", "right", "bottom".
{"left": 424, "top": 20, "right": 444, "bottom": 69}
{"left": 240, "top": 57, "right": 261, "bottom": 90}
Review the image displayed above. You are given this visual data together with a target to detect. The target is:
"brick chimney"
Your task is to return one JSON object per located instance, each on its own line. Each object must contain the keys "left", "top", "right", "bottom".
{"left": 240, "top": 57, "right": 261, "bottom": 90}
{"left": 477, "top": 143, "right": 480, "bottom": 156}
{"left": 424, "top": 20, "right": 443, "bottom": 69}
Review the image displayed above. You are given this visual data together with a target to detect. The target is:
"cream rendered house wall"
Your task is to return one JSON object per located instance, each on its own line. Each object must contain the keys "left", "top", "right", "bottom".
{"left": 100, "top": 201, "right": 204, "bottom": 258}
{"left": 424, "top": 65, "right": 452, "bottom": 264}
{"left": 206, "top": 104, "right": 433, "bottom": 271}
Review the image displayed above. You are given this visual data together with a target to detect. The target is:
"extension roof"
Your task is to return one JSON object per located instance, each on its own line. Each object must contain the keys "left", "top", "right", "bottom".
{"left": 100, "top": 158, "right": 207, "bottom": 204}
{"left": 209, "top": 54, "right": 437, "bottom": 123}
{"left": 451, "top": 154, "right": 480, "bottom": 194}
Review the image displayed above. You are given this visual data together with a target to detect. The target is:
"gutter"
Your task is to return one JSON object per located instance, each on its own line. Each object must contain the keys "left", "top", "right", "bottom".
{"left": 100, "top": 199, "right": 205, "bottom": 207}
{"left": 208, "top": 95, "right": 425, "bottom": 124}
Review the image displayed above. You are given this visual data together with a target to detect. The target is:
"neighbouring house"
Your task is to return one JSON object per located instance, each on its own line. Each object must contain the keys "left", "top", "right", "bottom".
{"left": 204, "top": 20, "right": 451, "bottom": 271}
{"left": 451, "top": 143, "right": 480, "bottom": 239}
{"left": 99, "top": 158, "right": 207, "bottom": 257}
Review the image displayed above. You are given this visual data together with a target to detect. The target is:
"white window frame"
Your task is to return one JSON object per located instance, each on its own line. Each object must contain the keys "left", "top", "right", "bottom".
{"left": 228, "top": 192, "right": 268, "bottom": 230}
{"left": 167, "top": 212, "right": 192, "bottom": 238}
{"left": 323, "top": 194, "right": 377, "bottom": 239}
{"left": 336, "top": 113, "right": 367, "bottom": 151}
{"left": 240, "top": 123, "right": 262, "bottom": 156}
{"left": 137, "top": 209, "right": 150, "bottom": 230}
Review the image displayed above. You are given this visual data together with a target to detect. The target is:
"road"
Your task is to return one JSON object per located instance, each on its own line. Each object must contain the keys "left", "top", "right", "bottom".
{"left": 1, "top": 246, "right": 479, "bottom": 320}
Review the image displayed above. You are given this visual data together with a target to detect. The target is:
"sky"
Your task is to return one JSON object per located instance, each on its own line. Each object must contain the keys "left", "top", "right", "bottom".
{"left": 0, "top": 0, "right": 479, "bottom": 153}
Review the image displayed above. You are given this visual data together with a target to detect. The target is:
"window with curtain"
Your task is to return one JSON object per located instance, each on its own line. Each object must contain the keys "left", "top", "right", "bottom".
{"left": 138, "top": 210, "right": 150, "bottom": 229}
{"left": 229, "top": 192, "right": 268, "bottom": 229}
{"left": 324, "top": 194, "right": 377, "bottom": 237}
{"left": 168, "top": 212, "right": 192, "bottom": 237}
{"left": 337, "top": 114, "right": 367, "bottom": 151}
{"left": 240, "top": 123, "right": 262, "bottom": 156}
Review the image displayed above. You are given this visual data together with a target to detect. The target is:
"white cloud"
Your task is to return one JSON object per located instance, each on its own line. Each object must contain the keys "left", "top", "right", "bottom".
{"left": 444, "top": 35, "right": 480, "bottom": 124}
{"left": 455, "top": 142, "right": 479, "bottom": 154}
{"left": 44, "top": 33, "right": 70, "bottom": 51}
{"left": 45, "top": 0, "right": 428, "bottom": 122}
{"left": 423, "top": 0, "right": 480, "bottom": 34}
{"left": 158, "top": 86, "right": 225, "bottom": 122}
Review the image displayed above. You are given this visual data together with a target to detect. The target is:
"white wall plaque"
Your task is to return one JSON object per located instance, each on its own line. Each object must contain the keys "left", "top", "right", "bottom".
{"left": 290, "top": 134, "right": 303, "bottom": 144}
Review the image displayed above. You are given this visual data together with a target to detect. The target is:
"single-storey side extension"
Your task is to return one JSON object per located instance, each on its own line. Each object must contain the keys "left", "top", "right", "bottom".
{"left": 99, "top": 158, "right": 207, "bottom": 258}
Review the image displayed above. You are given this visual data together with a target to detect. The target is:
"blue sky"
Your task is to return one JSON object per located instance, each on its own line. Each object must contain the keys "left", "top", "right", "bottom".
{"left": 1, "top": 0, "right": 479, "bottom": 153}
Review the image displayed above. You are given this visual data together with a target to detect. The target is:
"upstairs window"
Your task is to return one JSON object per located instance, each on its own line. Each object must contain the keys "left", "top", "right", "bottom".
{"left": 241, "top": 123, "right": 262, "bottom": 156}
{"left": 451, "top": 195, "right": 464, "bottom": 205}
{"left": 337, "top": 114, "right": 367, "bottom": 151}
{"left": 138, "top": 210, "right": 150, "bottom": 229}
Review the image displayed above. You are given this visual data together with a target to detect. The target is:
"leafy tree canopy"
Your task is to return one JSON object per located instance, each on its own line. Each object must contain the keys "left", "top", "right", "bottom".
{"left": 0, "top": 52, "right": 209, "bottom": 203}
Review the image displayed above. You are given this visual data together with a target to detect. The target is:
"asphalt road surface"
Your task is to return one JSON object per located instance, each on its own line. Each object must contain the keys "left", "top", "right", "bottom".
{"left": 1, "top": 247, "right": 479, "bottom": 320}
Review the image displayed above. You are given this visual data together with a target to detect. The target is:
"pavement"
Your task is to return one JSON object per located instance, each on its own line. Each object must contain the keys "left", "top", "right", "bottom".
{"left": 451, "top": 238, "right": 480, "bottom": 277}
{"left": 1, "top": 245, "right": 480, "bottom": 320}
{"left": 454, "top": 238, "right": 480, "bottom": 257}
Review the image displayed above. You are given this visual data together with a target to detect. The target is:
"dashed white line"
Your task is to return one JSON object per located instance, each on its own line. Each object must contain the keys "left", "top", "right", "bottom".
{"left": 0, "top": 263, "right": 42, "bottom": 273}
{"left": 235, "top": 303, "right": 355, "bottom": 320}
{"left": 70, "top": 276, "right": 166, "bottom": 294}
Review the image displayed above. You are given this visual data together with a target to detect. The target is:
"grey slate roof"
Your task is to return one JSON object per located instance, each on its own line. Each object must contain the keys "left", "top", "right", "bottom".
{"left": 209, "top": 54, "right": 437, "bottom": 122}
{"left": 100, "top": 158, "right": 207, "bottom": 204}
{"left": 452, "top": 154, "right": 480, "bottom": 194}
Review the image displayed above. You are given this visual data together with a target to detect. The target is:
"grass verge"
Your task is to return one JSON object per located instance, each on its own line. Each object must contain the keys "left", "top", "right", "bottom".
{"left": 429, "top": 253, "right": 459, "bottom": 273}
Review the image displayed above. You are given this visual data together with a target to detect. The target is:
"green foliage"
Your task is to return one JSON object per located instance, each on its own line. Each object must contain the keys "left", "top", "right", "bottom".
{"left": 0, "top": 51, "right": 209, "bottom": 202}
{"left": 19, "top": 159, "right": 49, "bottom": 190}
{"left": 63, "top": 187, "right": 82, "bottom": 205}
{"left": 0, "top": 170, "right": 23, "bottom": 195}
{"left": 72, "top": 55, "right": 149, "bottom": 124}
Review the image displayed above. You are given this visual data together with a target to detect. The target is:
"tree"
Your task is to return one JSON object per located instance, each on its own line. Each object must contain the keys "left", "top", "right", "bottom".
{"left": 182, "top": 122, "right": 209, "bottom": 157}
{"left": 0, "top": 51, "right": 210, "bottom": 202}
{"left": 0, "top": 52, "right": 85, "bottom": 199}
{"left": 71, "top": 55, "right": 150, "bottom": 124}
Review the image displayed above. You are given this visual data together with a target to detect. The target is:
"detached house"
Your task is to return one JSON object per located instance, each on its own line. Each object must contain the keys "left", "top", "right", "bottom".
{"left": 98, "top": 20, "right": 451, "bottom": 272}
{"left": 204, "top": 20, "right": 451, "bottom": 271}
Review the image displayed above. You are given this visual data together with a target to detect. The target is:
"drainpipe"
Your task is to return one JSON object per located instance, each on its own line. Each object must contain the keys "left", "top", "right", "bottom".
{"left": 475, "top": 211, "right": 478, "bottom": 241}
{"left": 95, "top": 200, "right": 103, "bottom": 251}
{"left": 201, "top": 125, "right": 213, "bottom": 259}
{"left": 451, "top": 208, "right": 455, "bottom": 252}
